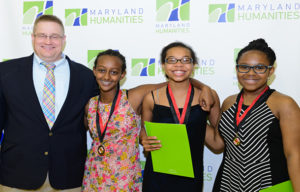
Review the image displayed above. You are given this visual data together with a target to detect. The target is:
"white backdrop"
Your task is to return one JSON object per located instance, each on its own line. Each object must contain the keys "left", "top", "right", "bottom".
{"left": 1, "top": 0, "right": 300, "bottom": 191}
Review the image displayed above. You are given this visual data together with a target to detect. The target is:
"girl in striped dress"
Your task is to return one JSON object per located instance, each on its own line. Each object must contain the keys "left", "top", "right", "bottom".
{"left": 212, "top": 39, "right": 300, "bottom": 192}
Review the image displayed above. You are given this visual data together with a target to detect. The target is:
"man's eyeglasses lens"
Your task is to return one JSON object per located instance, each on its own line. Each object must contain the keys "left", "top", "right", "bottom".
{"left": 35, "top": 33, "right": 63, "bottom": 40}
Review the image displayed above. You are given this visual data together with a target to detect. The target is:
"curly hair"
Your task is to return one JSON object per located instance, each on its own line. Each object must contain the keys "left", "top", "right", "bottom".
{"left": 94, "top": 49, "right": 126, "bottom": 72}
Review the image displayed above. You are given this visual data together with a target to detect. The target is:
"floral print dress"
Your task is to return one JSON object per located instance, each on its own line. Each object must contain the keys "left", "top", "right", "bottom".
{"left": 82, "top": 90, "right": 142, "bottom": 192}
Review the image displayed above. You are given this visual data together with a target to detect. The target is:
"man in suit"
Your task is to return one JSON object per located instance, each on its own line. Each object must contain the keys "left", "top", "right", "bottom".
{"left": 0, "top": 15, "right": 97, "bottom": 191}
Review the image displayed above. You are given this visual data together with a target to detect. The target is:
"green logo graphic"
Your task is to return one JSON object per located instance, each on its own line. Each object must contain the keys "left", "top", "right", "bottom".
{"left": 156, "top": 0, "right": 190, "bottom": 22}
{"left": 233, "top": 48, "right": 242, "bottom": 74}
{"left": 23, "top": 1, "right": 53, "bottom": 24}
{"left": 209, "top": 4, "right": 235, "bottom": 23}
{"left": 87, "top": 50, "right": 104, "bottom": 69}
{"left": 65, "top": 8, "right": 88, "bottom": 26}
{"left": 132, "top": 58, "right": 155, "bottom": 76}
{"left": 234, "top": 48, "right": 241, "bottom": 62}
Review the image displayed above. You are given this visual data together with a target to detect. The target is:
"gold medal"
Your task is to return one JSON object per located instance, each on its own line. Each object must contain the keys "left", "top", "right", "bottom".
{"left": 233, "top": 137, "right": 240, "bottom": 146}
{"left": 98, "top": 145, "right": 105, "bottom": 156}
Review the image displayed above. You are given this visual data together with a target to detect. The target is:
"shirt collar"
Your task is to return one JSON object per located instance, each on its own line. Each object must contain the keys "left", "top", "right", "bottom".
{"left": 34, "top": 53, "right": 66, "bottom": 68}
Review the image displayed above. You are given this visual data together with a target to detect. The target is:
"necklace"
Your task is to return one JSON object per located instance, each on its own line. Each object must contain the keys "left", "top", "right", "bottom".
{"left": 233, "top": 86, "right": 269, "bottom": 146}
{"left": 95, "top": 87, "right": 122, "bottom": 156}
{"left": 166, "top": 83, "right": 194, "bottom": 124}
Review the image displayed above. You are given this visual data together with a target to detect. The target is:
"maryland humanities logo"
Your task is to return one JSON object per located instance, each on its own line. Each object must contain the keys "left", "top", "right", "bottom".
{"left": 22, "top": 0, "right": 53, "bottom": 35}
{"left": 64, "top": 7, "right": 144, "bottom": 25}
{"left": 209, "top": 4, "right": 235, "bottom": 23}
{"left": 209, "top": 2, "right": 300, "bottom": 22}
{"left": 65, "top": 9, "right": 88, "bottom": 26}
{"left": 131, "top": 58, "right": 155, "bottom": 76}
{"left": 194, "top": 59, "right": 215, "bottom": 76}
{"left": 89, "top": 8, "right": 143, "bottom": 24}
{"left": 155, "top": 0, "right": 191, "bottom": 33}
{"left": 156, "top": 0, "right": 190, "bottom": 21}
{"left": 23, "top": 1, "right": 53, "bottom": 25}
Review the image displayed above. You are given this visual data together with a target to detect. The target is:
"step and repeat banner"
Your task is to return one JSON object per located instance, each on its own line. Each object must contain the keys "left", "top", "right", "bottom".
{"left": 1, "top": 0, "right": 300, "bottom": 191}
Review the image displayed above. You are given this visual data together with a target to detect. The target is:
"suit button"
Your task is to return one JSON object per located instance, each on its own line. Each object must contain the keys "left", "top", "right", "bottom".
{"left": 44, "top": 151, "right": 48, "bottom": 156}
{"left": 49, "top": 132, "right": 53, "bottom": 136}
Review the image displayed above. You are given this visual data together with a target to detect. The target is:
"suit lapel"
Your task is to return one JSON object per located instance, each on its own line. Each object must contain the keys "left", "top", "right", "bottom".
{"left": 52, "top": 56, "right": 81, "bottom": 129}
{"left": 20, "top": 55, "right": 49, "bottom": 128}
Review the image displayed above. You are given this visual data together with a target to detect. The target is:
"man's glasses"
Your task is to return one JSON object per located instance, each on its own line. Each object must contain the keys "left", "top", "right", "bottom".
{"left": 236, "top": 64, "right": 272, "bottom": 74}
{"left": 165, "top": 57, "right": 193, "bottom": 64}
{"left": 34, "top": 33, "right": 64, "bottom": 41}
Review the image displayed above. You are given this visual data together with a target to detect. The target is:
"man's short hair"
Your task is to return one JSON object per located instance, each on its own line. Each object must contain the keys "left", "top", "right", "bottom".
{"left": 33, "top": 15, "right": 65, "bottom": 34}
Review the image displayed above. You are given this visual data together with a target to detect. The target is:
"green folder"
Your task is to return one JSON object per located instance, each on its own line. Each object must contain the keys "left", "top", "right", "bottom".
{"left": 144, "top": 121, "right": 194, "bottom": 178}
{"left": 260, "top": 180, "right": 293, "bottom": 192}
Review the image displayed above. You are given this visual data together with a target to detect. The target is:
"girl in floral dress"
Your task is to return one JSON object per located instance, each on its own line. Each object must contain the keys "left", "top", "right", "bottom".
{"left": 82, "top": 49, "right": 143, "bottom": 192}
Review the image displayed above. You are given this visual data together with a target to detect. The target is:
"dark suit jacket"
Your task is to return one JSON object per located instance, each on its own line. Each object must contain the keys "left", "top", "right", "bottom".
{"left": 0, "top": 54, "right": 98, "bottom": 189}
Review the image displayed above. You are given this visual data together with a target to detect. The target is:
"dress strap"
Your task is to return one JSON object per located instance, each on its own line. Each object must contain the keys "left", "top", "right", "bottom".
{"left": 151, "top": 91, "right": 156, "bottom": 104}
{"left": 150, "top": 89, "right": 160, "bottom": 105}
{"left": 234, "top": 87, "right": 275, "bottom": 130}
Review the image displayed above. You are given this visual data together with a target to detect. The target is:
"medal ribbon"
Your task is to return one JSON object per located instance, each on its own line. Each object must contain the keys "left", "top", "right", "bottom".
{"left": 96, "top": 87, "right": 122, "bottom": 144}
{"left": 166, "top": 83, "right": 194, "bottom": 124}
{"left": 236, "top": 86, "right": 269, "bottom": 126}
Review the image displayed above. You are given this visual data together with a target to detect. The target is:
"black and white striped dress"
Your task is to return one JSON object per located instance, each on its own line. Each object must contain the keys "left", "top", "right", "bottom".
{"left": 213, "top": 89, "right": 289, "bottom": 192}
